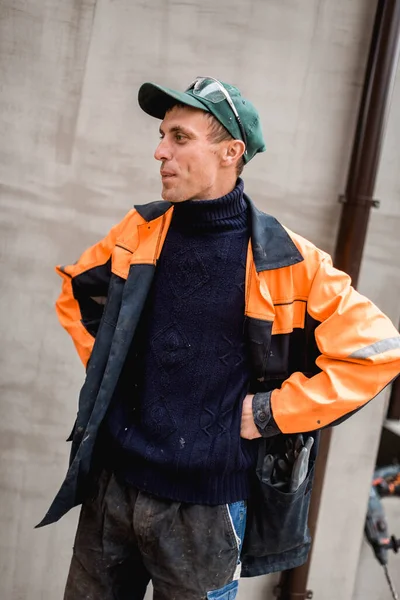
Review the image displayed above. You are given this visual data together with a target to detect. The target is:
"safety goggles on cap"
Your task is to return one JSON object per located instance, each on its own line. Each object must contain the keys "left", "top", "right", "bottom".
{"left": 186, "top": 76, "right": 248, "bottom": 149}
{"left": 138, "top": 77, "right": 266, "bottom": 163}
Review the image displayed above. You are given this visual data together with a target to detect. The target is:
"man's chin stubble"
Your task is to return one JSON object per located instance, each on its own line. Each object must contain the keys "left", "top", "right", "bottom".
{"left": 161, "top": 190, "right": 190, "bottom": 203}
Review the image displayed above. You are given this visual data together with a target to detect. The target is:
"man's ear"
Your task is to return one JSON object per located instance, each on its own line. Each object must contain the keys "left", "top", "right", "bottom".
{"left": 221, "top": 139, "right": 246, "bottom": 168}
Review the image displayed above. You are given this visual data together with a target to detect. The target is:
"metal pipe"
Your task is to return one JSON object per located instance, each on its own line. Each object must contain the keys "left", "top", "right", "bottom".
{"left": 334, "top": 0, "right": 400, "bottom": 284}
{"left": 279, "top": 1, "right": 400, "bottom": 598}
{"left": 387, "top": 376, "right": 400, "bottom": 420}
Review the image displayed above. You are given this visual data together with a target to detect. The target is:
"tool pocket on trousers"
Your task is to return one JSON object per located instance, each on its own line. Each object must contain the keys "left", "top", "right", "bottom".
{"left": 206, "top": 580, "right": 239, "bottom": 600}
{"left": 245, "top": 463, "right": 314, "bottom": 556}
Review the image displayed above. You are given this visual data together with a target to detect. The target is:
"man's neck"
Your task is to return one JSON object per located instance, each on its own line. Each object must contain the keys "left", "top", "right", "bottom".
{"left": 192, "top": 175, "right": 238, "bottom": 202}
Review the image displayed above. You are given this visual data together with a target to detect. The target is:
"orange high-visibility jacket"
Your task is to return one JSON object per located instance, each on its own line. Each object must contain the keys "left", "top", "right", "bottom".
{"left": 55, "top": 199, "right": 400, "bottom": 435}
{"left": 42, "top": 195, "right": 400, "bottom": 576}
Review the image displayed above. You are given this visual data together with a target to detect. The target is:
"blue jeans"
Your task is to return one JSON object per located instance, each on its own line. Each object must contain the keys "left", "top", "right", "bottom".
{"left": 207, "top": 501, "right": 247, "bottom": 599}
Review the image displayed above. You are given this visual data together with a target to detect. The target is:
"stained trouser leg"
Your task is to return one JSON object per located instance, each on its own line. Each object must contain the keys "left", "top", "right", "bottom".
{"left": 133, "top": 494, "right": 243, "bottom": 600}
{"left": 64, "top": 470, "right": 150, "bottom": 600}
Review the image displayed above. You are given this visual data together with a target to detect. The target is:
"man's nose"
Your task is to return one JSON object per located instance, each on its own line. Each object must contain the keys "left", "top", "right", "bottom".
{"left": 154, "top": 138, "right": 172, "bottom": 162}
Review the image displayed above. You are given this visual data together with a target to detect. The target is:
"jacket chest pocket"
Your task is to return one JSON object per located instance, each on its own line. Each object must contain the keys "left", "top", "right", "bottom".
{"left": 111, "top": 244, "right": 133, "bottom": 280}
{"left": 246, "top": 318, "right": 273, "bottom": 382}
{"left": 272, "top": 300, "right": 307, "bottom": 336}
{"left": 246, "top": 317, "right": 292, "bottom": 383}
{"left": 248, "top": 300, "right": 308, "bottom": 383}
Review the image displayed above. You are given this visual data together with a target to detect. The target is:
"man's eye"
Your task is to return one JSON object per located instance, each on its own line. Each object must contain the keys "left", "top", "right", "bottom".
{"left": 175, "top": 134, "right": 186, "bottom": 142}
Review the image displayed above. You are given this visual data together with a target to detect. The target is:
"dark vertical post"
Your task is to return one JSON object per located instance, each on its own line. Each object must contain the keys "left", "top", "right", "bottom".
{"left": 388, "top": 321, "right": 400, "bottom": 419}
{"left": 387, "top": 377, "right": 400, "bottom": 420}
{"left": 334, "top": 0, "right": 400, "bottom": 284}
{"left": 279, "top": 1, "right": 400, "bottom": 598}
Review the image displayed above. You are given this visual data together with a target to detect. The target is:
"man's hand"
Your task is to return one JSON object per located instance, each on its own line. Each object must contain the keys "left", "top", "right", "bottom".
{"left": 240, "top": 394, "right": 262, "bottom": 439}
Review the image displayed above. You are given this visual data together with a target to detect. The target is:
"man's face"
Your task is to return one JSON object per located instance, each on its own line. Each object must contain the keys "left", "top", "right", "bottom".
{"left": 154, "top": 105, "right": 223, "bottom": 203}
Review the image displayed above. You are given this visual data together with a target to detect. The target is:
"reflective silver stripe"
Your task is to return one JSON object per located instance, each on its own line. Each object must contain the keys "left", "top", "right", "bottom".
{"left": 349, "top": 337, "right": 400, "bottom": 359}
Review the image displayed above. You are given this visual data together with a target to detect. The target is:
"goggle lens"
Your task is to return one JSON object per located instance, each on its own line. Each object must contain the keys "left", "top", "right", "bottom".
{"left": 186, "top": 77, "right": 248, "bottom": 150}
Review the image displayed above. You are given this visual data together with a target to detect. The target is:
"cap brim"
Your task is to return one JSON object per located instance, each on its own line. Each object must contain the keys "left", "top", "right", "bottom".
{"left": 138, "top": 83, "right": 210, "bottom": 119}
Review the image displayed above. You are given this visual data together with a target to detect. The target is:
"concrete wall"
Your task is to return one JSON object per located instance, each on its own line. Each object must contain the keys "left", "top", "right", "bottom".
{"left": 1, "top": 1, "right": 399, "bottom": 598}
{"left": 307, "top": 43, "right": 400, "bottom": 600}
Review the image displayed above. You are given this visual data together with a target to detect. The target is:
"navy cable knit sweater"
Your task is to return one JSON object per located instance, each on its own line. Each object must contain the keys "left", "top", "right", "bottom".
{"left": 106, "top": 179, "right": 258, "bottom": 504}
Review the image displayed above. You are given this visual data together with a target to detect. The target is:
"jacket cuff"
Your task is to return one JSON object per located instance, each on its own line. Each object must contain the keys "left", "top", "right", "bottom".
{"left": 252, "top": 392, "right": 281, "bottom": 437}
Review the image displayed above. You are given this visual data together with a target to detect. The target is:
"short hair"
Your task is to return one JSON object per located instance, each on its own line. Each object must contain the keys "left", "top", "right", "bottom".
{"left": 204, "top": 113, "right": 245, "bottom": 177}
{"left": 167, "top": 103, "right": 245, "bottom": 177}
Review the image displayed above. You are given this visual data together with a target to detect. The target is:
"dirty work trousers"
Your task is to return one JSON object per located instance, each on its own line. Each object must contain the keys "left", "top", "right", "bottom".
{"left": 64, "top": 470, "right": 247, "bottom": 600}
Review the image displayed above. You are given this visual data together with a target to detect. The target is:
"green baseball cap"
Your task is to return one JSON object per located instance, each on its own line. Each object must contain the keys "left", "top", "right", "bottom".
{"left": 138, "top": 77, "right": 266, "bottom": 164}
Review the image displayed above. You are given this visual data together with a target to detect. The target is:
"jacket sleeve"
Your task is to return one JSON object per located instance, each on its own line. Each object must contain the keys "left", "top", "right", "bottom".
{"left": 55, "top": 211, "right": 135, "bottom": 367}
{"left": 270, "top": 255, "right": 400, "bottom": 433}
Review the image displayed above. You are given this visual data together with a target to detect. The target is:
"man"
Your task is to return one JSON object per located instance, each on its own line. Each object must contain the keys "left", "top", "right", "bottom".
{"left": 38, "top": 77, "right": 400, "bottom": 600}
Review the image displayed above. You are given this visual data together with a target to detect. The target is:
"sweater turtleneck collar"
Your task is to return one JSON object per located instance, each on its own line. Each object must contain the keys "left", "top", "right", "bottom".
{"left": 170, "top": 178, "right": 248, "bottom": 233}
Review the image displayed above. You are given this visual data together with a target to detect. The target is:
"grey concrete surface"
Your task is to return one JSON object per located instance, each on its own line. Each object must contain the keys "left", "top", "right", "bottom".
{"left": 308, "top": 43, "right": 400, "bottom": 600}
{"left": 1, "top": 0, "right": 399, "bottom": 599}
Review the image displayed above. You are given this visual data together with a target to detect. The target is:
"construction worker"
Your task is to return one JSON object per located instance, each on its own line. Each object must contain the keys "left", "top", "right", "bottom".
{"left": 38, "top": 77, "right": 400, "bottom": 600}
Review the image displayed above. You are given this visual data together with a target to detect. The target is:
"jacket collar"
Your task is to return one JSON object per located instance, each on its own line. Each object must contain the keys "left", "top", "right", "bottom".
{"left": 244, "top": 194, "right": 304, "bottom": 271}
{"left": 134, "top": 194, "right": 303, "bottom": 272}
{"left": 135, "top": 200, "right": 173, "bottom": 222}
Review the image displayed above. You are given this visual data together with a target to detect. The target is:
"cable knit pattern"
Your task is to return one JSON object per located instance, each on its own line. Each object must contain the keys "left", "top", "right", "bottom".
{"left": 106, "top": 179, "right": 258, "bottom": 504}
